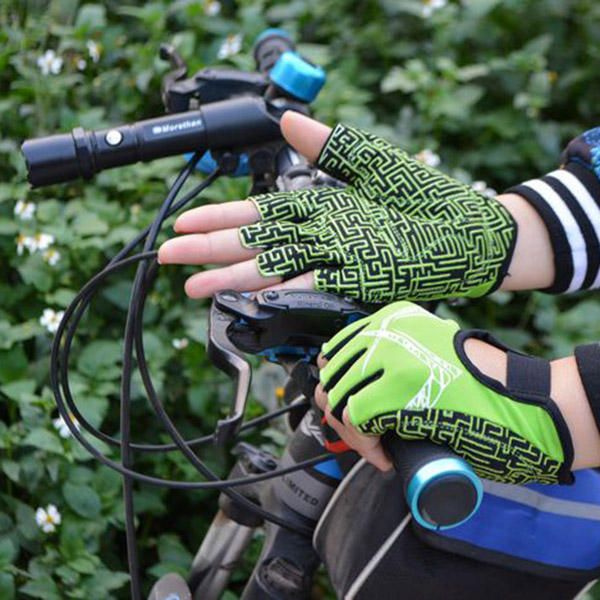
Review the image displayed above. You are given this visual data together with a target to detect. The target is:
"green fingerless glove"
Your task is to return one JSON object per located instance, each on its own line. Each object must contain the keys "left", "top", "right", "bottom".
{"left": 320, "top": 302, "right": 573, "bottom": 485}
{"left": 239, "top": 124, "right": 517, "bottom": 303}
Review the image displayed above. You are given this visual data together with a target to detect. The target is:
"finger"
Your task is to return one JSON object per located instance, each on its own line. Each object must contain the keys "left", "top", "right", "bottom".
{"left": 342, "top": 408, "right": 392, "bottom": 472}
{"left": 173, "top": 201, "right": 259, "bottom": 234}
{"left": 184, "top": 259, "right": 280, "bottom": 299}
{"left": 280, "top": 111, "right": 332, "bottom": 164}
{"left": 263, "top": 271, "right": 315, "bottom": 292}
{"left": 324, "top": 405, "right": 391, "bottom": 471}
{"left": 317, "top": 353, "right": 328, "bottom": 369}
{"left": 321, "top": 317, "right": 369, "bottom": 359}
{"left": 158, "top": 229, "right": 258, "bottom": 265}
{"left": 248, "top": 189, "right": 324, "bottom": 223}
{"left": 314, "top": 382, "right": 328, "bottom": 412}
{"left": 254, "top": 244, "right": 343, "bottom": 280}
{"left": 315, "top": 123, "right": 394, "bottom": 185}
{"left": 240, "top": 221, "right": 311, "bottom": 250}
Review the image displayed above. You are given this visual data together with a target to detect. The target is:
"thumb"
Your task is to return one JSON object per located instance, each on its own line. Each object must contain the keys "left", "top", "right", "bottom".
{"left": 280, "top": 111, "right": 332, "bottom": 163}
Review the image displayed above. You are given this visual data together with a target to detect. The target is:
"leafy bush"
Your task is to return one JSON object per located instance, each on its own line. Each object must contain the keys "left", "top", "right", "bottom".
{"left": 1, "top": 0, "right": 599, "bottom": 597}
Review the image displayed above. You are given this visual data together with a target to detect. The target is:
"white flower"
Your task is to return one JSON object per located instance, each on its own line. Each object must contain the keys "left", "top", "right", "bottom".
{"left": 53, "top": 413, "right": 79, "bottom": 438}
{"left": 14, "top": 200, "right": 36, "bottom": 221}
{"left": 16, "top": 234, "right": 36, "bottom": 256}
{"left": 415, "top": 148, "right": 441, "bottom": 168}
{"left": 217, "top": 34, "right": 243, "bottom": 60}
{"left": 77, "top": 58, "right": 87, "bottom": 71}
{"left": 40, "top": 308, "right": 65, "bottom": 334}
{"left": 37, "top": 49, "right": 63, "bottom": 76}
{"left": 421, "top": 0, "right": 447, "bottom": 18}
{"left": 16, "top": 232, "right": 56, "bottom": 256}
{"left": 35, "top": 504, "right": 61, "bottom": 533}
{"left": 204, "top": 0, "right": 221, "bottom": 16}
{"left": 34, "top": 232, "right": 55, "bottom": 251}
{"left": 472, "top": 180, "right": 497, "bottom": 198}
{"left": 172, "top": 337, "right": 189, "bottom": 350}
{"left": 86, "top": 40, "right": 101, "bottom": 63}
{"left": 42, "top": 248, "right": 61, "bottom": 266}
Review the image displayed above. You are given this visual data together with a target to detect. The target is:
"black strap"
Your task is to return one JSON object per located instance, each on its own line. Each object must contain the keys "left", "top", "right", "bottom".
{"left": 506, "top": 352, "right": 551, "bottom": 400}
{"left": 575, "top": 343, "right": 600, "bottom": 435}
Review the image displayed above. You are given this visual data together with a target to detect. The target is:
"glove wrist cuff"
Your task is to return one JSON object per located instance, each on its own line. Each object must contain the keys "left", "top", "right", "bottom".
{"left": 454, "top": 330, "right": 574, "bottom": 483}
{"left": 506, "top": 163, "right": 600, "bottom": 294}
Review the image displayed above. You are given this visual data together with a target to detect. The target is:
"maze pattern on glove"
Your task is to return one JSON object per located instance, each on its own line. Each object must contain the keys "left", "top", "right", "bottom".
{"left": 358, "top": 408, "right": 564, "bottom": 485}
{"left": 239, "top": 124, "right": 516, "bottom": 303}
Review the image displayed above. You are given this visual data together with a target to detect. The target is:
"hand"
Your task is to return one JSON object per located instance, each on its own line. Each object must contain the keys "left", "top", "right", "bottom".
{"left": 561, "top": 126, "right": 600, "bottom": 177}
{"left": 314, "top": 352, "right": 393, "bottom": 472}
{"left": 318, "top": 302, "right": 574, "bottom": 485}
{"left": 158, "top": 112, "right": 517, "bottom": 303}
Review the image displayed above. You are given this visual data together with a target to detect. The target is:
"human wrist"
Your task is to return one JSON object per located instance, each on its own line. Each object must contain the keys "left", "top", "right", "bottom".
{"left": 551, "top": 355, "right": 600, "bottom": 470}
{"left": 505, "top": 156, "right": 600, "bottom": 294}
{"left": 496, "top": 192, "right": 555, "bottom": 291}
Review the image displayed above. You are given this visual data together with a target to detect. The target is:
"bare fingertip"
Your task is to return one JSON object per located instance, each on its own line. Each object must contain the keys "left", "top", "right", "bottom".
{"left": 184, "top": 279, "right": 199, "bottom": 299}
{"left": 317, "top": 353, "right": 328, "bottom": 369}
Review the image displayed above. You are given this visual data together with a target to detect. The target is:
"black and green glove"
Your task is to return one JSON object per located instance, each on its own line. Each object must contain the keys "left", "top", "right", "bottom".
{"left": 239, "top": 124, "right": 517, "bottom": 303}
{"left": 319, "top": 302, "right": 574, "bottom": 485}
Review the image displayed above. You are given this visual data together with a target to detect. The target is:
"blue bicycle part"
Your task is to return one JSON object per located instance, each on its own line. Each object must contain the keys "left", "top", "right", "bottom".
{"left": 270, "top": 51, "right": 326, "bottom": 103}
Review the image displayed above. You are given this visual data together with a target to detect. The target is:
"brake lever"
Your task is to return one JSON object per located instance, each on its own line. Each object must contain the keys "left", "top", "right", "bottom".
{"left": 207, "top": 289, "right": 372, "bottom": 445}
{"left": 207, "top": 294, "right": 253, "bottom": 445}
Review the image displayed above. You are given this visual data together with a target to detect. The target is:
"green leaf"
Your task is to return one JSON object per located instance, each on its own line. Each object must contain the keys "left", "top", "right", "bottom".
{"left": 156, "top": 533, "right": 192, "bottom": 567}
{"left": 71, "top": 212, "right": 109, "bottom": 236}
{"left": 17, "top": 255, "right": 53, "bottom": 293}
{"left": 44, "top": 288, "right": 76, "bottom": 308}
{"left": 1, "top": 461, "right": 20, "bottom": 484}
{"left": 0, "top": 347, "right": 28, "bottom": 382}
{"left": 22, "top": 429, "right": 63, "bottom": 454}
{"left": 15, "top": 503, "right": 39, "bottom": 542}
{"left": 381, "top": 67, "right": 418, "bottom": 94}
{"left": 0, "top": 573, "right": 15, "bottom": 600}
{"left": 69, "top": 555, "right": 98, "bottom": 575}
{"left": 77, "top": 340, "right": 122, "bottom": 379}
{"left": 1, "top": 379, "right": 36, "bottom": 402}
{"left": 0, "top": 512, "right": 13, "bottom": 534}
{"left": 75, "top": 4, "right": 107, "bottom": 29}
{"left": 86, "top": 569, "right": 129, "bottom": 592}
{"left": 20, "top": 576, "right": 60, "bottom": 600}
{"left": 0, "top": 218, "right": 18, "bottom": 236}
{"left": 62, "top": 482, "right": 102, "bottom": 519}
{"left": 0, "top": 537, "right": 17, "bottom": 567}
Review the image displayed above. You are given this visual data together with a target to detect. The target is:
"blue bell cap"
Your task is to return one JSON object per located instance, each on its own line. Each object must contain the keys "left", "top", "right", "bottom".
{"left": 270, "top": 51, "right": 326, "bottom": 103}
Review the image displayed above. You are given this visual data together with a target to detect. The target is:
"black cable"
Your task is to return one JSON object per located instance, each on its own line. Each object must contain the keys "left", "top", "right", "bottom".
{"left": 121, "top": 156, "right": 202, "bottom": 600}
{"left": 48, "top": 164, "right": 340, "bottom": 596}
{"left": 133, "top": 259, "right": 319, "bottom": 535}
{"left": 55, "top": 170, "right": 222, "bottom": 451}
{"left": 49, "top": 183, "right": 328, "bottom": 523}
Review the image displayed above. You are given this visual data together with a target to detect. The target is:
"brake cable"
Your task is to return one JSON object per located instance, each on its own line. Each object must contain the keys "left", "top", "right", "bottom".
{"left": 49, "top": 164, "right": 338, "bottom": 547}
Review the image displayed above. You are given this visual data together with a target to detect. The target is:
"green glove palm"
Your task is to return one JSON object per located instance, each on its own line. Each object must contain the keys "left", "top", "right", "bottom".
{"left": 239, "top": 124, "right": 517, "bottom": 303}
{"left": 319, "top": 302, "right": 573, "bottom": 485}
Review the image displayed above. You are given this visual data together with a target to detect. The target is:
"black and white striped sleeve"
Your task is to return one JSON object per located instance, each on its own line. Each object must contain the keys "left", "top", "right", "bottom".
{"left": 507, "top": 162, "right": 600, "bottom": 294}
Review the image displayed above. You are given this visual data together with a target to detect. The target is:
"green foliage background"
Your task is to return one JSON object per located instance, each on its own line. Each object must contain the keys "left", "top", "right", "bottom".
{"left": 1, "top": 0, "right": 600, "bottom": 597}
